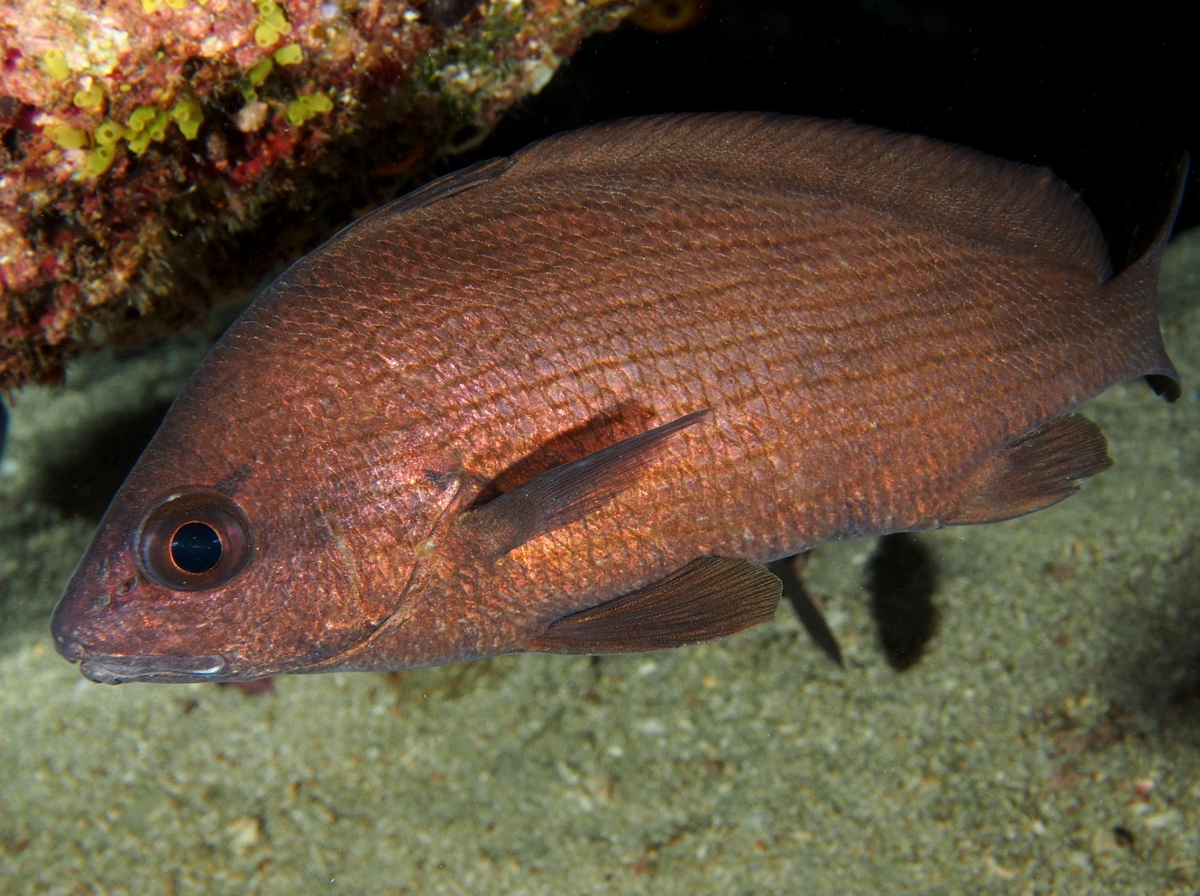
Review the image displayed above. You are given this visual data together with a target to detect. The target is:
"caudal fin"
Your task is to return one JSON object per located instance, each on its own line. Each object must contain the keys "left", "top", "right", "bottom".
{"left": 1101, "top": 154, "right": 1188, "bottom": 402}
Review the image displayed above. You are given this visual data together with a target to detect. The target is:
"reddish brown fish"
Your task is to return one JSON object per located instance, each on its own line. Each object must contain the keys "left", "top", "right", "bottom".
{"left": 52, "top": 113, "right": 1183, "bottom": 683}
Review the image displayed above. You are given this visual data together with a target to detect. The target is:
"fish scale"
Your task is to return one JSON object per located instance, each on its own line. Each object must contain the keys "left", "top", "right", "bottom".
{"left": 51, "top": 112, "right": 1182, "bottom": 682}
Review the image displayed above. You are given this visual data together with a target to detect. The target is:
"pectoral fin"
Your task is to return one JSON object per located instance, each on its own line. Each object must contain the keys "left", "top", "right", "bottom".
{"left": 528, "top": 557, "right": 781, "bottom": 655}
{"left": 946, "top": 413, "right": 1112, "bottom": 525}
{"left": 465, "top": 408, "right": 712, "bottom": 556}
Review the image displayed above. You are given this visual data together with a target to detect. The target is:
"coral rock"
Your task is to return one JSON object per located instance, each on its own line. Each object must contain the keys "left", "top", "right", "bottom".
{"left": 0, "top": 0, "right": 636, "bottom": 388}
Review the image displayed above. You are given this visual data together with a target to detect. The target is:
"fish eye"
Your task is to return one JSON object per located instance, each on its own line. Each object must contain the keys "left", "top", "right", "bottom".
{"left": 171, "top": 522, "right": 223, "bottom": 573}
{"left": 137, "top": 493, "right": 254, "bottom": 591}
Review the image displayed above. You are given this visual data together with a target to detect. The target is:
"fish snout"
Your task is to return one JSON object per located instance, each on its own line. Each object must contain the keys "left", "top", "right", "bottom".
{"left": 53, "top": 630, "right": 86, "bottom": 662}
{"left": 50, "top": 577, "right": 233, "bottom": 683}
{"left": 54, "top": 596, "right": 237, "bottom": 682}
{"left": 50, "top": 577, "right": 122, "bottom": 663}
{"left": 50, "top": 592, "right": 95, "bottom": 663}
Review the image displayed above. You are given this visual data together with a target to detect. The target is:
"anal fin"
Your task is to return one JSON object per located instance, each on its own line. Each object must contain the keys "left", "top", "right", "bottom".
{"left": 527, "top": 557, "right": 781, "bottom": 655}
{"left": 947, "top": 413, "right": 1113, "bottom": 525}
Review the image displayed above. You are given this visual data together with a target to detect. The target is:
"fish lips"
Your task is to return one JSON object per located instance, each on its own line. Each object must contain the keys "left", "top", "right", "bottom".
{"left": 51, "top": 572, "right": 237, "bottom": 683}
{"left": 76, "top": 652, "right": 233, "bottom": 684}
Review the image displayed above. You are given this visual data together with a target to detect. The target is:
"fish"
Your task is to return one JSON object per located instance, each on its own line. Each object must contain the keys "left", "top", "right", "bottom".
{"left": 51, "top": 112, "right": 1184, "bottom": 684}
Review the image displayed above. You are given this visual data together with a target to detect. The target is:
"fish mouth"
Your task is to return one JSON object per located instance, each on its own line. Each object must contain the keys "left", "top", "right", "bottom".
{"left": 78, "top": 653, "right": 231, "bottom": 684}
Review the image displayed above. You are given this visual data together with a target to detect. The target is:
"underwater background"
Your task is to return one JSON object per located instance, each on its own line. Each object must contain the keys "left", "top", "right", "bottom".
{"left": 2, "top": 1, "right": 1199, "bottom": 893}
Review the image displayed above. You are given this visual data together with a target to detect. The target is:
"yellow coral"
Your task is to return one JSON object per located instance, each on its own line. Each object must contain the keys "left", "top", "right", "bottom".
{"left": 128, "top": 130, "right": 153, "bottom": 154}
{"left": 127, "top": 106, "right": 158, "bottom": 133}
{"left": 73, "top": 84, "right": 106, "bottom": 110}
{"left": 254, "top": 2, "right": 293, "bottom": 47}
{"left": 41, "top": 49, "right": 71, "bottom": 81}
{"left": 284, "top": 100, "right": 308, "bottom": 126}
{"left": 84, "top": 145, "right": 116, "bottom": 176}
{"left": 146, "top": 110, "right": 170, "bottom": 141}
{"left": 254, "top": 23, "right": 279, "bottom": 47}
{"left": 248, "top": 58, "right": 275, "bottom": 86}
{"left": 169, "top": 98, "right": 199, "bottom": 121}
{"left": 94, "top": 121, "right": 126, "bottom": 145}
{"left": 285, "top": 92, "right": 333, "bottom": 126}
{"left": 45, "top": 125, "right": 89, "bottom": 149}
{"left": 263, "top": 7, "right": 291, "bottom": 32}
{"left": 274, "top": 43, "right": 303, "bottom": 65}
{"left": 170, "top": 97, "right": 204, "bottom": 140}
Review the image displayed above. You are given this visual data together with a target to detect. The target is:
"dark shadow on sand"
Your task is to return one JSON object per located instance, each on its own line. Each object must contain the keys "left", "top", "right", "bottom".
{"left": 867, "top": 533, "right": 940, "bottom": 671}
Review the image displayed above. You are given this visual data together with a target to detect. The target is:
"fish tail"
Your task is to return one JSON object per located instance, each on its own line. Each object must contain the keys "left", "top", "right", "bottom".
{"left": 1100, "top": 153, "right": 1188, "bottom": 401}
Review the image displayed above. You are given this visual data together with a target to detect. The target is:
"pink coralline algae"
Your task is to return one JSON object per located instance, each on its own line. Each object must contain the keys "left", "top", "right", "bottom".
{"left": 0, "top": 0, "right": 635, "bottom": 389}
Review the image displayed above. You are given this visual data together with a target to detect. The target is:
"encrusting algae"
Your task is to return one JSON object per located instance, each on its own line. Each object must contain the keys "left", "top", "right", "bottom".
{"left": 0, "top": 0, "right": 641, "bottom": 390}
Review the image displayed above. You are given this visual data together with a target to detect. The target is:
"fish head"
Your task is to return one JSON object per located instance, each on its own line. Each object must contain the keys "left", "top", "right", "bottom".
{"left": 52, "top": 477, "right": 261, "bottom": 683}
{"left": 51, "top": 297, "right": 462, "bottom": 684}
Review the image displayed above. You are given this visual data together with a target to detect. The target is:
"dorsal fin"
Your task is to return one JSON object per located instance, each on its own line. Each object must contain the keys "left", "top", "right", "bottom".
{"left": 503, "top": 112, "right": 1113, "bottom": 279}
{"left": 350, "top": 156, "right": 513, "bottom": 231}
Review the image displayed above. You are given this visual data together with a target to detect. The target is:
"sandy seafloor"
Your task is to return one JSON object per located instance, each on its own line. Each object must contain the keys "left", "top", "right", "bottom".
{"left": 2, "top": 233, "right": 1199, "bottom": 896}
